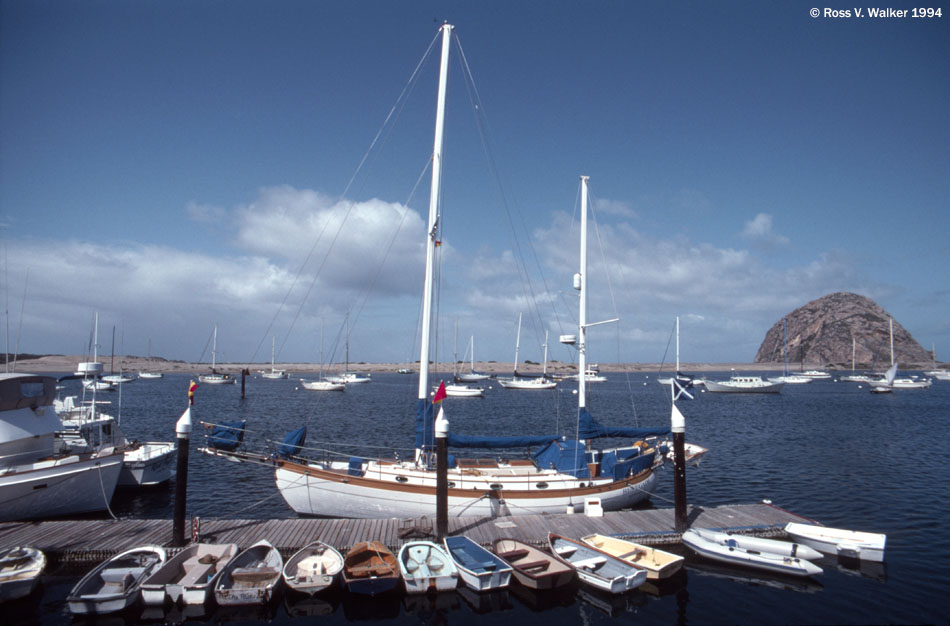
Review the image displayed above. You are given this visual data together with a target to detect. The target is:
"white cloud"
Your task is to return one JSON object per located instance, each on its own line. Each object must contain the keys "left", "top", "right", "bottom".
{"left": 740, "top": 213, "right": 790, "bottom": 247}
{"left": 3, "top": 187, "right": 903, "bottom": 365}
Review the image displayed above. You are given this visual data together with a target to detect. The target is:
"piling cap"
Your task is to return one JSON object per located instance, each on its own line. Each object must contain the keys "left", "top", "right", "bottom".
{"left": 435, "top": 406, "right": 449, "bottom": 437}
{"left": 176, "top": 406, "right": 193, "bottom": 436}
{"left": 671, "top": 403, "right": 685, "bottom": 433}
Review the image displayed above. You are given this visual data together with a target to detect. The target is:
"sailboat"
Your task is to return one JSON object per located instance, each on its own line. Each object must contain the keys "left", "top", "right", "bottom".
{"left": 769, "top": 319, "right": 811, "bottom": 384}
{"left": 868, "top": 318, "right": 931, "bottom": 389}
{"left": 101, "top": 327, "right": 136, "bottom": 385}
{"left": 657, "top": 317, "right": 695, "bottom": 387}
{"left": 455, "top": 336, "right": 490, "bottom": 382}
{"left": 198, "top": 325, "right": 236, "bottom": 384}
{"left": 443, "top": 321, "right": 484, "bottom": 396}
{"left": 200, "top": 25, "right": 667, "bottom": 518}
{"left": 300, "top": 320, "right": 345, "bottom": 391}
{"left": 324, "top": 313, "right": 370, "bottom": 384}
{"left": 840, "top": 335, "right": 870, "bottom": 382}
{"left": 138, "top": 338, "right": 163, "bottom": 379}
{"left": 924, "top": 345, "right": 950, "bottom": 380}
{"left": 261, "top": 337, "right": 289, "bottom": 379}
{"left": 497, "top": 316, "right": 557, "bottom": 390}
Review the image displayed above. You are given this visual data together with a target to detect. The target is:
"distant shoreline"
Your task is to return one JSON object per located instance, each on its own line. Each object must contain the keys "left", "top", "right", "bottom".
{"left": 7, "top": 354, "right": 939, "bottom": 375}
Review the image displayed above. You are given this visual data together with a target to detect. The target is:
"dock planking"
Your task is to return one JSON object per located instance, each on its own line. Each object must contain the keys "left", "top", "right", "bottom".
{"left": 0, "top": 502, "right": 814, "bottom": 563}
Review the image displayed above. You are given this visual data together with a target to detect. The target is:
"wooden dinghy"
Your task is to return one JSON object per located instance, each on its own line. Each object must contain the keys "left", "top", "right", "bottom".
{"left": 581, "top": 533, "right": 684, "bottom": 580}
{"left": 444, "top": 535, "right": 512, "bottom": 592}
{"left": 342, "top": 541, "right": 400, "bottom": 596}
{"left": 282, "top": 541, "right": 344, "bottom": 596}
{"left": 0, "top": 546, "right": 46, "bottom": 602}
{"left": 397, "top": 540, "right": 459, "bottom": 594}
{"left": 214, "top": 540, "right": 283, "bottom": 606}
{"left": 784, "top": 522, "right": 886, "bottom": 562}
{"left": 67, "top": 545, "right": 166, "bottom": 615}
{"left": 140, "top": 542, "right": 238, "bottom": 607}
{"left": 681, "top": 529, "right": 822, "bottom": 578}
{"left": 548, "top": 533, "right": 647, "bottom": 594}
{"left": 491, "top": 538, "right": 574, "bottom": 591}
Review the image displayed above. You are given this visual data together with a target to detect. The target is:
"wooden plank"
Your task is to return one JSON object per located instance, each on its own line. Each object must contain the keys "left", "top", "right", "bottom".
{"left": 0, "top": 503, "right": 816, "bottom": 563}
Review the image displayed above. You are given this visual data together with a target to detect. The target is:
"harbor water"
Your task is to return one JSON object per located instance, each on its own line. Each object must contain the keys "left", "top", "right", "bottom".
{"left": 8, "top": 370, "right": 948, "bottom": 625}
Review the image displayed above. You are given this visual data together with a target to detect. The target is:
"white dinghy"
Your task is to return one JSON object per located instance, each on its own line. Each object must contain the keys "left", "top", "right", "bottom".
{"left": 443, "top": 536, "right": 512, "bottom": 592}
{"left": 0, "top": 546, "right": 46, "bottom": 601}
{"left": 681, "top": 529, "right": 822, "bottom": 578}
{"left": 67, "top": 546, "right": 166, "bottom": 615}
{"left": 398, "top": 540, "right": 459, "bottom": 594}
{"left": 140, "top": 542, "right": 238, "bottom": 607}
{"left": 784, "top": 522, "right": 886, "bottom": 562}
{"left": 282, "top": 541, "right": 344, "bottom": 596}
{"left": 548, "top": 533, "right": 647, "bottom": 594}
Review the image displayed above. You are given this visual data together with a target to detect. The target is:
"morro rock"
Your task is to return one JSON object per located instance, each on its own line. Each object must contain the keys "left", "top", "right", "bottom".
{"left": 754, "top": 292, "right": 931, "bottom": 368}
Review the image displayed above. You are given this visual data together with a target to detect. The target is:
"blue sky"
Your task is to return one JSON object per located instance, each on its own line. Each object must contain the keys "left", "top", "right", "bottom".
{"left": 1, "top": 1, "right": 947, "bottom": 368}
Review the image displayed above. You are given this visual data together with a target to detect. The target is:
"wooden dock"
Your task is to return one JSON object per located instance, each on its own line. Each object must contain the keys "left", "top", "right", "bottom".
{"left": 0, "top": 502, "right": 816, "bottom": 563}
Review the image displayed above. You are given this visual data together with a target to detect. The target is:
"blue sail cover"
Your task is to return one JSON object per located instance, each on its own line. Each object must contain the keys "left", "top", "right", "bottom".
{"left": 209, "top": 420, "right": 246, "bottom": 451}
{"left": 415, "top": 399, "right": 560, "bottom": 451}
{"left": 277, "top": 426, "right": 306, "bottom": 458}
{"left": 577, "top": 408, "right": 669, "bottom": 440}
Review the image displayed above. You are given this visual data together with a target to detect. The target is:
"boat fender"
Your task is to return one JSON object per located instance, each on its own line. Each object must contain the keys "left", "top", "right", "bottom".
{"left": 192, "top": 516, "right": 201, "bottom": 543}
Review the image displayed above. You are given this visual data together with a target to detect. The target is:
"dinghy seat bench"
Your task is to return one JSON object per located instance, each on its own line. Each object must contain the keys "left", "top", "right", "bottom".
{"left": 180, "top": 559, "right": 216, "bottom": 586}
{"left": 513, "top": 560, "right": 549, "bottom": 571}
{"left": 456, "top": 547, "right": 496, "bottom": 571}
{"left": 573, "top": 556, "right": 607, "bottom": 570}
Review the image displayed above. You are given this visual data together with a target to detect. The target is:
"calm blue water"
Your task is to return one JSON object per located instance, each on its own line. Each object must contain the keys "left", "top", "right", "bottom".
{"left": 10, "top": 371, "right": 949, "bottom": 625}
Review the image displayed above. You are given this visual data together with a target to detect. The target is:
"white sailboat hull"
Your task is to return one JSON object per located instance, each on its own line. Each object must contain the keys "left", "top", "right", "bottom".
{"left": 300, "top": 379, "right": 345, "bottom": 391}
{"left": 497, "top": 377, "right": 557, "bottom": 390}
{"left": 274, "top": 459, "right": 657, "bottom": 519}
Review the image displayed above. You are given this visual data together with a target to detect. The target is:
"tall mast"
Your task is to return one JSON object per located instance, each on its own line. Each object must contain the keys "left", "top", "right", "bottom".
{"left": 578, "top": 176, "right": 589, "bottom": 407}
{"left": 418, "top": 22, "right": 453, "bottom": 401}
{"left": 783, "top": 318, "right": 788, "bottom": 376}
{"left": 211, "top": 325, "right": 217, "bottom": 370}
{"left": 512, "top": 312, "right": 522, "bottom": 376}
{"left": 675, "top": 316, "right": 680, "bottom": 372}
{"left": 889, "top": 318, "right": 894, "bottom": 367}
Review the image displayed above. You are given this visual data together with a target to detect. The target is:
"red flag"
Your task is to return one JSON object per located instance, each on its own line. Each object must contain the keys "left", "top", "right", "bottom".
{"left": 188, "top": 380, "right": 199, "bottom": 405}
{"left": 433, "top": 380, "right": 447, "bottom": 404}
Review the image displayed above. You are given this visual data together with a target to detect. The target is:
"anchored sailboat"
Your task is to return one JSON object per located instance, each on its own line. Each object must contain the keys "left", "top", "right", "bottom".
{"left": 200, "top": 24, "right": 667, "bottom": 518}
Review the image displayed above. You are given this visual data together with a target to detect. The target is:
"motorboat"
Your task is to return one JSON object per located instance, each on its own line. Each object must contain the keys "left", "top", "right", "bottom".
{"left": 214, "top": 540, "right": 283, "bottom": 606}
{"left": 282, "top": 541, "right": 343, "bottom": 596}
{"left": 784, "top": 522, "right": 886, "bottom": 562}
{"left": 397, "top": 541, "right": 459, "bottom": 594}
{"left": 67, "top": 546, "right": 166, "bottom": 615}
{"left": 0, "top": 546, "right": 46, "bottom": 602}
{"left": 1, "top": 373, "right": 124, "bottom": 521}
{"left": 681, "top": 528, "right": 822, "bottom": 577}
{"left": 492, "top": 538, "right": 574, "bottom": 590}
{"left": 703, "top": 373, "right": 784, "bottom": 393}
{"left": 581, "top": 534, "right": 684, "bottom": 580}
{"left": 141, "top": 542, "right": 239, "bottom": 606}
{"left": 548, "top": 533, "right": 647, "bottom": 594}
{"left": 800, "top": 370, "right": 832, "bottom": 379}
{"left": 341, "top": 541, "right": 400, "bottom": 596}
{"left": 55, "top": 395, "right": 176, "bottom": 487}
{"left": 443, "top": 535, "right": 512, "bottom": 592}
